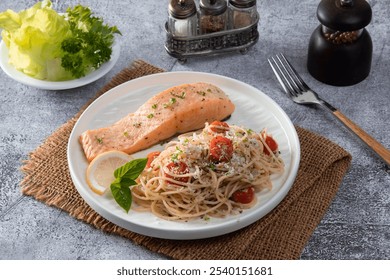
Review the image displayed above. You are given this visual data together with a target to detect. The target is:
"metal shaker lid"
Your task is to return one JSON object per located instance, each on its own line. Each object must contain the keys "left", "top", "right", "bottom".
{"left": 169, "top": 0, "right": 196, "bottom": 19}
{"left": 229, "top": 0, "right": 257, "bottom": 9}
{"left": 200, "top": 0, "right": 228, "bottom": 16}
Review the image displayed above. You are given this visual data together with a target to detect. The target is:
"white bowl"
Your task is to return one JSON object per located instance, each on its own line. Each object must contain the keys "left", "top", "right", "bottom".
{"left": 0, "top": 40, "right": 120, "bottom": 90}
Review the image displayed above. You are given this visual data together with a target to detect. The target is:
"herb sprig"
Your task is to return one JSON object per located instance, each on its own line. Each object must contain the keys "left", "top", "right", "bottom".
{"left": 61, "top": 5, "right": 122, "bottom": 78}
{"left": 110, "top": 158, "right": 147, "bottom": 212}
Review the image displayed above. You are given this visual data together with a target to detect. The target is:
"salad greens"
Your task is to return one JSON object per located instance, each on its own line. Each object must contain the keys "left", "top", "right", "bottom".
{"left": 0, "top": 0, "right": 121, "bottom": 81}
{"left": 60, "top": 4, "right": 121, "bottom": 78}
{"left": 110, "top": 158, "right": 147, "bottom": 213}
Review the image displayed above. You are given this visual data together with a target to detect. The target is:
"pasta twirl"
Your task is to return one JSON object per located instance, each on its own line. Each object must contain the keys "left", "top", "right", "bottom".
{"left": 132, "top": 121, "right": 284, "bottom": 221}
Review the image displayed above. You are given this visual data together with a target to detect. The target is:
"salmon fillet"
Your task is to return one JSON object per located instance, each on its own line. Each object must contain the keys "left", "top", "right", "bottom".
{"left": 80, "top": 82, "right": 235, "bottom": 162}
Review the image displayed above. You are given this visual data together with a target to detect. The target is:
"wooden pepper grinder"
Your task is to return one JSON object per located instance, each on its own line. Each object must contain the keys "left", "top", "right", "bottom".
{"left": 307, "top": 0, "right": 372, "bottom": 86}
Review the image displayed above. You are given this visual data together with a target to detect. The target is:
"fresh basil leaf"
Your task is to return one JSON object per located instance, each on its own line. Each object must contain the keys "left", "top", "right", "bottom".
{"left": 110, "top": 158, "right": 147, "bottom": 213}
{"left": 118, "top": 177, "right": 137, "bottom": 188}
{"left": 110, "top": 181, "right": 132, "bottom": 213}
{"left": 114, "top": 158, "right": 147, "bottom": 179}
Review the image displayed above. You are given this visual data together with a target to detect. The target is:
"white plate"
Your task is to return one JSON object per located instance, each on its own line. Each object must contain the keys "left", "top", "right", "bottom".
{"left": 67, "top": 72, "right": 300, "bottom": 240}
{"left": 0, "top": 40, "right": 120, "bottom": 90}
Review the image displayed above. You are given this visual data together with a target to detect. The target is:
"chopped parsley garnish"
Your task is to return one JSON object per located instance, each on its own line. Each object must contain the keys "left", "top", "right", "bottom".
{"left": 171, "top": 153, "right": 179, "bottom": 161}
{"left": 95, "top": 136, "right": 103, "bottom": 144}
{"left": 163, "top": 97, "right": 177, "bottom": 108}
{"left": 208, "top": 163, "right": 216, "bottom": 170}
{"left": 147, "top": 113, "right": 154, "bottom": 119}
{"left": 171, "top": 146, "right": 183, "bottom": 161}
{"left": 171, "top": 91, "right": 186, "bottom": 99}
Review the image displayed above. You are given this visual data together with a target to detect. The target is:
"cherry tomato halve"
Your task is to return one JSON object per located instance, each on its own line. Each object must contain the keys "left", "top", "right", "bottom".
{"left": 231, "top": 187, "right": 255, "bottom": 204}
{"left": 263, "top": 136, "right": 278, "bottom": 155}
{"left": 210, "top": 121, "right": 230, "bottom": 133}
{"left": 209, "top": 136, "right": 233, "bottom": 162}
{"left": 165, "top": 161, "right": 190, "bottom": 184}
{"left": 146, "top": 151, "right": 161, "bottom": 168}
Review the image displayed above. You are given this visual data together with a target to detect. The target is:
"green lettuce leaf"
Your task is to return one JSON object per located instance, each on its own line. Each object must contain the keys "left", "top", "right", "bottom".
{"left": 0, "top": 0, "right": 121, "bottom": 81}
{"left": 0, "top": 0, "right": 73, "bottom": 80}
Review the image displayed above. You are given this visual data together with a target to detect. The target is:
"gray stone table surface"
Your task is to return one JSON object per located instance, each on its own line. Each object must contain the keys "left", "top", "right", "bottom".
{"left": 0, "top": 0, "right": 389, "bottom": 260}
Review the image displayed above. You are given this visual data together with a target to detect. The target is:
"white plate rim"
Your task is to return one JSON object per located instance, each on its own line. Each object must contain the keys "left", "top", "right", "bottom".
{"left": 67, "top": 72, "right": 301, "bottom": 240}
{"left": 0, "top": 40, "right": 120, "bottom": 90}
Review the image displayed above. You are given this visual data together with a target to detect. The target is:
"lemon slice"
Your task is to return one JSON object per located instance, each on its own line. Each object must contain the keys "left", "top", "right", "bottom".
{"left": 86, "top": 150, "right": 132, "bottom": 195}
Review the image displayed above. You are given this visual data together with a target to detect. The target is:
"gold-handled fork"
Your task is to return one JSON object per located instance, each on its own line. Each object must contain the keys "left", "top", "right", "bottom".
{"left": 268, "top": 53, "right": 390, "bottom": 166}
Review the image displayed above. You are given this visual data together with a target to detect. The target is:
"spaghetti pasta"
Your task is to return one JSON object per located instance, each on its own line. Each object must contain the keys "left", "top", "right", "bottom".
{"left": 132, "top": 121, "right": 284, "bottom": 221}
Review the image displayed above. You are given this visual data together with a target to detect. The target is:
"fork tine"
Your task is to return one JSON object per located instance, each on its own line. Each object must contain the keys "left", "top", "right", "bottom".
{"left": 268, "top": 57, "right": 290, "bottom": 96}
{"left": 279, "top": 54, "right": 310, "bottom": 91}
{"left": 268, "top": 57, "right": 297, "bottom": 97}
{"left": 274, "top": 54, "right": 305, "bottom": 95}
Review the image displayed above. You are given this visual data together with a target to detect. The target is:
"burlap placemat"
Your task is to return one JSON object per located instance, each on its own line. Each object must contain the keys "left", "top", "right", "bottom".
{"left": 20, "top": 60, "right": 352, "bottom": 260}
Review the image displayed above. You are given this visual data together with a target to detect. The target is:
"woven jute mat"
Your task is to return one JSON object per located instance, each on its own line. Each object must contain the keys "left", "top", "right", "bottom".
{"left": 20, "top": 60, "right": 352, "bottom": 260}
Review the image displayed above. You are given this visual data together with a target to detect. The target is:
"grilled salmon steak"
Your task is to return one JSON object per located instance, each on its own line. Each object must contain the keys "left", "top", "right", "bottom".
{"left": 80, "top": 82, "right": 235, "bottom": 162}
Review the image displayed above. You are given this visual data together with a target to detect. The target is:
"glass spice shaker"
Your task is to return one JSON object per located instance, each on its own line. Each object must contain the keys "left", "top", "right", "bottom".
{"left": 307, "top": 0, "right": 372, "bottom": 86}
{"left": 168, "top": 0, "right": 197, "bottom": 37}
{"left": 228, "top": 0, "right": 257, "bottom": 29}
{"left": 199, "top": 0, "right": 228, "bottom": 34}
